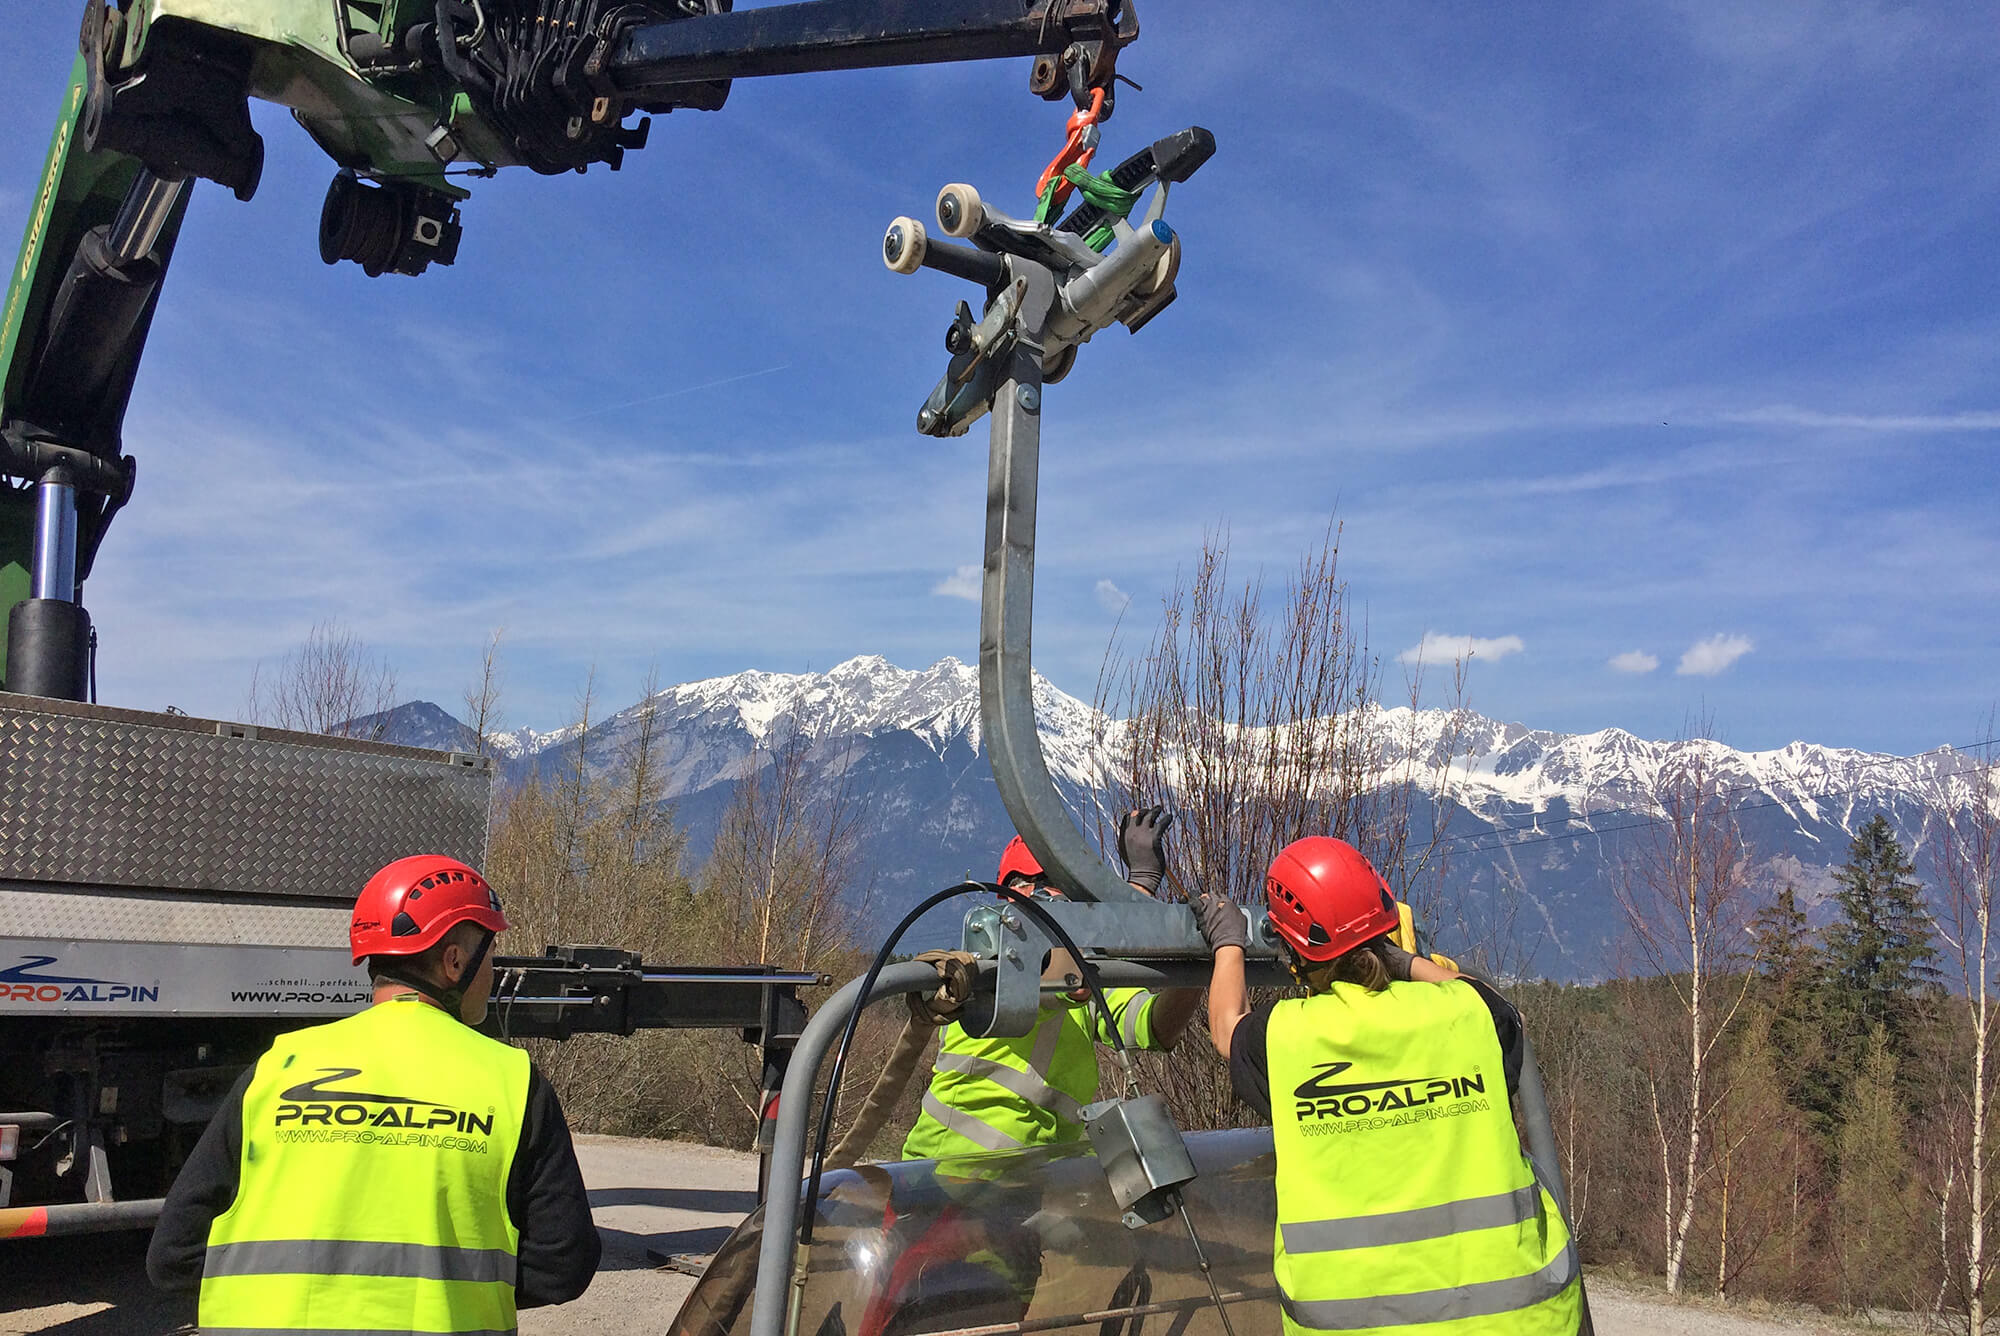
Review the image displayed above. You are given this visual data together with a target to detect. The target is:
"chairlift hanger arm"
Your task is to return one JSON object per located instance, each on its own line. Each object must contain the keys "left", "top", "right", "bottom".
{"left": 882, "top": 126, "right": 1212, "bottom": 906}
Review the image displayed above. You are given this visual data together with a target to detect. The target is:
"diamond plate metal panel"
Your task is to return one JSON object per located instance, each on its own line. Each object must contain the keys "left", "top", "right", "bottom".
{"left": 0, "top": 695, "right": 490, "bottom": 899}
{"left": 0, "top": 883, "right": 353, "bottom": 946}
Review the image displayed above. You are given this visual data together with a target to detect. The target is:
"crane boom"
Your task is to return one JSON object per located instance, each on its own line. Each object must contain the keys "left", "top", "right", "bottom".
{"left": 0, "top": 0, "right": 1137, "bottom": 697}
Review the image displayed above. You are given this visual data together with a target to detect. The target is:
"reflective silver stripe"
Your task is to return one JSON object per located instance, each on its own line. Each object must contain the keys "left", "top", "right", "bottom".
{"left": 935, "top": 1050, "right": 1085, "bottom": 1124}
{"left": 204, "top": 1239, "right": 517, "bottom": 1284}
{"left": 921, "top": 1091, "right": 1025, "bottom": 1151}
{"left": 1119, "top": 992, "right": 1152, "bottom": 1050}
{"left": 202, "top": 1328, "right": 516, "bottom": 1336}
{"left": 1281, "top": 1184, "right": 1541, "bottom": 1252}
{"left": 1278, "top": 1242, "right": 1578, "bottom": 1330}
{"left": 1029, "top": 1011, "right": 1065, "bottom": 1075}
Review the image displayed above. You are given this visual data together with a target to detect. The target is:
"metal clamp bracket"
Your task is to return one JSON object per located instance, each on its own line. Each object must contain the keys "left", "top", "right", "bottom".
{"left": 962, "top": 896, "right": 1280, "bottom": 1037}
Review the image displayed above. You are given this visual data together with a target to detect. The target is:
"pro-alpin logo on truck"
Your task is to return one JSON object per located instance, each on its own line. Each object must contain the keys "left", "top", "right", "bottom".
{"left": 0, "top": 955, "right": 160, "bottom": 1005}
{"left": 275, "top": 1068, "right": 496, "bottom": 1135}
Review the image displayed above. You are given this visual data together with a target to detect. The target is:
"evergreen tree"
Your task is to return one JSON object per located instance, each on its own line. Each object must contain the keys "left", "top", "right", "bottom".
{"left": 1821, "top": 815, "right": 1940, "bottom": 1056}
{"left": 1713, "top": 1005, "right": 1819, "bottom": 1297}
{"left": 1750, "top": 884, "right": 1837, "bottom": 1137}
{"left": 1833, "top": 1026, "right": 1920, "bottom": 1312}
{"left": 1753, "top": 883, "right": 1815, "bottom": 986}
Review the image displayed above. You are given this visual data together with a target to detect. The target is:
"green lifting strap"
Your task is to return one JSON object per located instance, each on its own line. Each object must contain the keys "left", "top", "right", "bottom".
{"left": 1036, "top": 165, "right": 1143, "bottom": 251}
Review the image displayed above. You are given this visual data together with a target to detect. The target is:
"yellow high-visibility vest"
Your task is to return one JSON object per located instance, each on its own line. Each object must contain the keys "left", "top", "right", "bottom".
{"left": 902, "top": 988, "right": 1157, "bottom": 1164}
{"left": 200, "top": 996, "right": 530, "bottom": 1336}
{"left": 1266, "top": 980, "right": 1579, "bottom": 1336}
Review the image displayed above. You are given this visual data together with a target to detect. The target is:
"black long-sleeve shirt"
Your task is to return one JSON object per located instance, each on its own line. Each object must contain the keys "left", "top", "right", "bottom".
{"left": 148, "top": 1058, "right": 600, "bottom": 1307}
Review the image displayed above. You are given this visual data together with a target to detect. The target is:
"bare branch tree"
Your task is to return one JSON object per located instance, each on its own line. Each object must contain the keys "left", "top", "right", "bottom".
{"left": 462, "top": 627, "right": 506, "bottom": 756}
{"left": 622, "top": 663, "right": 665, "bottom": 862}
{"left": 699, "top": 710, "right": 868, "bottom": 974}
{"left": 551, "top": 666, "right": 597, "bottom": 942}
{"left": 1616, "top": 733, "right": 1764, "bottom": 1295}
{"left": 691, "top": 710, "right": 873, "bottom": 1142}
{"left": 1093, "top": 522, "right": 1473, "bottom": 1129}
{"left": 1926, "top": 725, "right": 2000, "bottom": 1332}
{"left": 1095, "top": 522, "right": 1468, "bottom": 911}
{"left": 246, "top": 619, "right": 398, "bottom": 738}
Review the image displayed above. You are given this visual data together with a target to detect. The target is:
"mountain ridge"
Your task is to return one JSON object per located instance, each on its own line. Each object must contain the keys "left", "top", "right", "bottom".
{"left": 358, "top": 655, "right": 1966, "bottom": 978}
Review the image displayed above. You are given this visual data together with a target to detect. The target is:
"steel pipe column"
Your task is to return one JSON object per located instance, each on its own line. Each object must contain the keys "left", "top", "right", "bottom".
{"left": 751, "top": 961, "right": 944, "bottom": 1336}
{"left": 978, "top": 265, "right": 1143, "bottom": 904}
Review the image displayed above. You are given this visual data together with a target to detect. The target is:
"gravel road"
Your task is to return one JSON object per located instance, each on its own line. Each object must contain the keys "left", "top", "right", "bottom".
{"left": 2, "top": 1134, "right": 1850, "bottom": 1336}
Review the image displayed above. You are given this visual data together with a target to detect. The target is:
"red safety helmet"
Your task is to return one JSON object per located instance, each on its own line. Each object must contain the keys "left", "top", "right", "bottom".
{"left": 1264, "top": 837, "right": 1399, "bottom": 963}
{"left": 350, "top": 855, "right": 508, "bottom": 966}
{"left": 996, "top": 836, "right": 1045, "bottom": 889}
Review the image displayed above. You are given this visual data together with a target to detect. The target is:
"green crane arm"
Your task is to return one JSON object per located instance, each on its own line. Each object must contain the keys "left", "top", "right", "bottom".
{"left": 0, "top": 0, "right": 1137, "bottom": 696}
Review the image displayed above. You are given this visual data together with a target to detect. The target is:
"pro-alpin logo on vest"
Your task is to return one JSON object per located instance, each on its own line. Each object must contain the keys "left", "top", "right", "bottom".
{"left": 1292, "top": 1060, "right": 1487, "bottom": 1121}
{"left": 275, "top": 1068, "right": 496, "bottom": 1135}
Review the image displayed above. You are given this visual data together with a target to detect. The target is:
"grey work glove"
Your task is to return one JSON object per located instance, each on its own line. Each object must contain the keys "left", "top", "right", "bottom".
{"left": 1117, "top": 806, "right": 1173, "bottom": 892}
{"left": 1377, "top": 938, "right": 1417, "bottom": 982}
{"left": 1194, "top": 892, "right": 1250, "bottom": 955}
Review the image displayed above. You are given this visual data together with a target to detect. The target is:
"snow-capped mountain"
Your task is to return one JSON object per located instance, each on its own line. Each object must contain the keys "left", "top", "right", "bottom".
{"left": 345, "top": 700, "right": 564, "bottom": 761}
{"left": 396, "top": 655, "right": 1106, "bottom": 814}
{"left": 368, "top": 656, "right": 1969, "bottom": 979}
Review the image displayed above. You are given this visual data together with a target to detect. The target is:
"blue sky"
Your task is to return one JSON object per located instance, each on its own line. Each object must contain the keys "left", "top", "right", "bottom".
{"left": 3, "top": 5, "right": 1995, "bottom": 755}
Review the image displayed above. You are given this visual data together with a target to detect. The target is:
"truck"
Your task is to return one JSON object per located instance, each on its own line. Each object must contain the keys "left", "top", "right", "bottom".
{"left": 0, "top": 686, "right": 829, "bottom": 1236}
{"left": 0, "top": 692, "right": 491, "bottom": 1233}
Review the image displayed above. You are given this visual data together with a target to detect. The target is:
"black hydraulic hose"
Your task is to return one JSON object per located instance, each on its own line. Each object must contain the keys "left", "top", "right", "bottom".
{"left": 799, "top": 880, "right": 1126, "bottom": 1245}
{"left": 799, "top": 880, "right": 978, "bottom": 1245}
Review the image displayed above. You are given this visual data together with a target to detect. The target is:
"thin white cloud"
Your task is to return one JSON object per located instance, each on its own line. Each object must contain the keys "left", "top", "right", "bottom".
{"left": 1397, "top": 632, "right": 1525, "bottom": 666}
{"left": 1719, "top": 406, "right": 2000, "bottom": 432}
{"left": 1609, "top": 650, "right": 1660, "bottom": 674}
{"left": 1095, "top": 579, "right": 1131, "bottom": 615}
{"left": 1677, "top": 634, "right": 1754, "bottom": 676}
{"left": 558, "top": 364, "right": 792, "bottom": 422}
{"left": 932, "top": 565, "right": 981, "bottom": 601}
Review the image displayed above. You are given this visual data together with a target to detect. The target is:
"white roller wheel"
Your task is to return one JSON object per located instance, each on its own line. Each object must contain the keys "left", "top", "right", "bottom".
{"left": 936, "top": 183, "right": 984, "bottom": 239}
{"left": 883, "top": 216, "right": 927, "bottom": 275}
{"left": 1137, "top": 234, "right": 1182, "bottom": 297}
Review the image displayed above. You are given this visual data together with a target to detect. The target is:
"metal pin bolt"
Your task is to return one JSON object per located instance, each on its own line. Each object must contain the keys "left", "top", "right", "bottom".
{"left": 1005, "top": 948, "right": 1020, "bottom": 963}
{"left": 1001, "top": 911, "right": 1022, "bottom": 930}
{"left": 1016, "top": 384, "right": 1041, "bottom": 412}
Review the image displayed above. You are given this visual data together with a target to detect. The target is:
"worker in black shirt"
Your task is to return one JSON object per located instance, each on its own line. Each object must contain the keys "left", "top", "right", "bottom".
{"left": 148, "top": 855, "right": 600, "bottom": 1331}
{"left": 1195, "top": 836, "right": 1579, "bottom": 1336}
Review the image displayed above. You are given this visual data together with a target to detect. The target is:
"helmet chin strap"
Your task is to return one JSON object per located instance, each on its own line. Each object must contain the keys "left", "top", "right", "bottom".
{"left": 375, "top": 930, "right": 494, "bottom": 1020}
{"left": 1282, "top": 942, "right": 1310, "bottom": 986}
{"left": 1284, "top": 942, "right": 1337, "bottom": 994}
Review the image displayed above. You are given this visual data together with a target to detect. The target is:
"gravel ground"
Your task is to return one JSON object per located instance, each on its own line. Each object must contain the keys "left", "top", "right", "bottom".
{"left": 1584, "top": 1277, "right": 1852, "bottom": 1335}
{"left": 518, "top": 1135, "right": 761, "bottom": 1336}
{"left": 0, "top": 1135, "right": 756, "bottom": 1336}
{"left": 0, "top": 1135, "right": 1860, "bottom": 1336}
